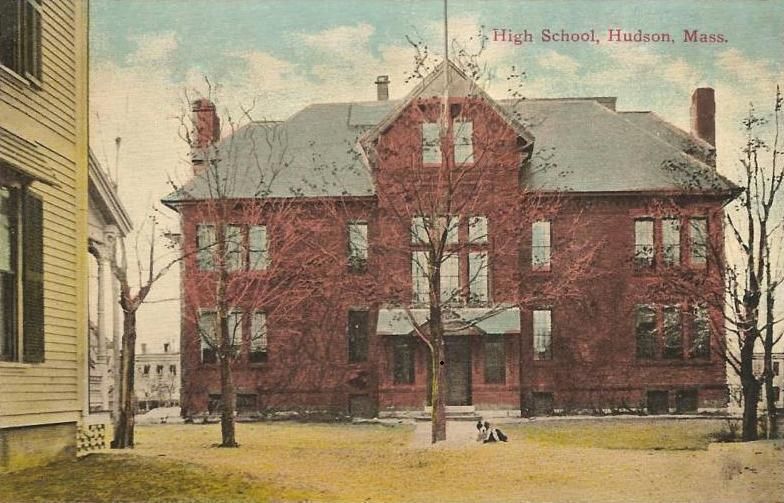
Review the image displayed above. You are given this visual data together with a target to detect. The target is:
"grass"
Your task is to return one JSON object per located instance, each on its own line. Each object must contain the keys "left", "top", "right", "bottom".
{"left": 1, "top": 419, "right": 781, "bottom": 503}
{"left": 508, "top": 418, "right": 725, "bottom": 450}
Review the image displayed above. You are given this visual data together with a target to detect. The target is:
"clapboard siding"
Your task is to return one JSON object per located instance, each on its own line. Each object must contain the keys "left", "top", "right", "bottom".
{"left": 0, "top": 0, "right": 88, "bottom": 429}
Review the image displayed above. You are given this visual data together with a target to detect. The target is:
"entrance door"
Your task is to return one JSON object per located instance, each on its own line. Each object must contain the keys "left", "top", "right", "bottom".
{"left": 445, "top": 337, "right": 471, "bottom": 406}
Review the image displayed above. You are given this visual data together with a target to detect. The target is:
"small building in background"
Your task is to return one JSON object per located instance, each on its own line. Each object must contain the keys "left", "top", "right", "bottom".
{"left": 135, "top": 342, "right": 180, "bottom": 412}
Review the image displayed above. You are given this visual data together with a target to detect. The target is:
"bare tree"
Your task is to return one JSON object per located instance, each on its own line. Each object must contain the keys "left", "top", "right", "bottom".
{"left": 110, "top": 211, "right": 180, "bottom": 448}
{"left": 355, "top": 35, "right": 599, "bottom": 442}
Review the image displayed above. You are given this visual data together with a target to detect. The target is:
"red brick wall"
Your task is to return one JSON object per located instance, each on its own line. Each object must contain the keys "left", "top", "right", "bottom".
{"left": 177, "top": 97, "right": 729, "bottom": 417}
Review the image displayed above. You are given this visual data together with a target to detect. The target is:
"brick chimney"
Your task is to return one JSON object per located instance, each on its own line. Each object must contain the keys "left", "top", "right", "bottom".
{"left": 192, "top": 98, "right": 220, "bottom": 148}
{"left": 375, "top": 75, "right": 389, "bottom": 101}
{"left": 690, "top": 88, "right": 715, "bottom": 146}
{"left": 190, "top": 98, "right": 220, "bottom": 175}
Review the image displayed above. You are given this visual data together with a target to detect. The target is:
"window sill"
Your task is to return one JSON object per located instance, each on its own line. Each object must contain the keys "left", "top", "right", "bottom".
{"left": 0, "top": 65, "right": 32, "bottom": 88}
{"left": 0, "top": 361, "right": 34, "bottom": 371}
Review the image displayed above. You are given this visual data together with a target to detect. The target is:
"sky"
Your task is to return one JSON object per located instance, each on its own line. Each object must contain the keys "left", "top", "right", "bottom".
{"left": 88, "top": 0, "right": 784, "bottom": 350}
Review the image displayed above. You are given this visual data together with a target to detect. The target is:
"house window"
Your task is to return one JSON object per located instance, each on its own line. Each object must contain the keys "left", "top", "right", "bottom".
{"left": 347, "top": 222, "right": 368, "bottom": 272}
{"left": 196, "top": 224, "right": 216, "bottom": 270}
{"left": 468, "top": 252, "right": 488, "bottom": 304}
{"left": 347, "top": 310, "right": 369, "bottom": 363}
{"left": 662, "top": 218, "right": 681, "bottom": 266}
{"left": 0, "top": 184, "right": 44, "bottom": 363}
{"left": 422, "top": 123, "right": 441, "bottom": 164}
{"left": 774, "top": 387, "right": 781, "bottom": 403}
{"left": 163, "top": 343, "right": 170, "bottom": 353}
{"left": 0, "top": 0, "right": 42, "bottom": 84}
{"left": 691, "top": 305, "right": 711, "bottom": 359}
{"left": 228, "top": 311, "right": 243, "bottom": 357}
{"left": 689, "top": 218, "right": 708, "bottom": 265}
{"left": 143, "top": 365, "right": 150, "bottom": 376}
{"left": 250, "top": 311, "right": 267, "bottom": 363}
{"left": 438, "top": 216, "right": 459, "bottom": 245}
{"left": 226, "top": 225, "right": 243, "bottom": 271}
{"left": 774, "top": 362, "right": 780, "bottom": 377}
{"left": 411, "top": 216, "right": 428, "bottom": 244}
{"left": 198, "top": 311, "right": 217, "bottom": 364}
{"left": 634, "top": 219, "right": 654, "bottom": 268}
{"left": 533, "top": 310, "right": 552, "bottom": 361}
{"left": 169, "top": 364, "right": 177, "bottom": 376}
{"left": 468, "top": 216, "right": 487, "bottom": 243}
{"left": 156, "top": 365, "right": 163, "bottom": 376}
{"left": 392, "top": 336, "right": 415, "bottom": 384}
{"left": 532, "top": 221, "right": 551, "bottom": 271}
{"left": 484, "top": 335, "right": 505, "bottom": 384}
{"left": 412, "top": 251, "right": 430, "bottom": 305}
{"left": 454, "top": 121, "right": 474, "bottom": 164}
{"left": 635, "top": 305, "right": 657, "bottom": 359}
{"left": 662, "top": 306, "right": 682, "bottom": 359}
{"left": 440, "top": 254, "right": 460, "bottom": 304}
{"left": 675, "top": 389, "right": 698, "bottom": 414}
{"left": 248, "top": 225, "right": 268, "bottom": 270}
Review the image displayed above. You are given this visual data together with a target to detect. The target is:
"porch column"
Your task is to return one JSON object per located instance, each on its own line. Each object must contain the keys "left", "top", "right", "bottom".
{"left": 96, "top": 246, "right": 111, "bottom": 411}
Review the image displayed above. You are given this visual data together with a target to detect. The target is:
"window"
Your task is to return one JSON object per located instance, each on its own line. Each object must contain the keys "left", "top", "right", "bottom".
{"left": 198, "top": 311, "right": 217, "bottom": 364}
{"left": 347, "top": 222, "right": 368, "bottom": 272}
{"left": 440, "top": 254, "right": 460, "bottom": 304}
{"left": 454, "top": 121, "right": 474, "bottom": 164}
{"left": 142, "top": 365, "right": 150, "bottom": 376}
{"left": 468, "top": 252, "right": 488, "bottom": 304}
{"left": 393, "top": 336, "right": 415, "bottom": 384}
{"left": 647, "top": 390, "right": 669, "bottom": 415}
{"left": 227, "top": 311, "right": 243, "bottom": 357}
{"left": 169, "top": 364, "right": 177, "bottom": 376}
{"left": 163, "top": 343, "right": 170, "bottom": 353}
{"left": 196, "top": 224, "right": 216, "bottom": 270}
{"left": 248, "top": 225, "right": 268, "bottom": 270}
{"left": 438, "top": 216, "right": 459, "bottom": 245}
{"left": 634, "top": 219, "right": 654, "bottom": 268}
{"left": 774, "top": 361, "right": 780, "bottom": 377}
{"left": 691, "top": 305, "right": 711, "bottom": 359}
{"left": 635, "top": 305, "right": 657, "bottom": 359}
{"left": 156, "top": 365, "right": 163, "bottom": 376}
{"left": 0, "top": 184, "right": 44, "bottom": 363}
{"left": 411, "top": 216, "right": 428, "bottom": 244}
{"left": 250, "top": 311, "right": 267, "bottom": 363}
{"left": 422, "top": 123, "right": 441, "bottom": 164}
{"left": 675, "top": 389, "right": 698, "bottom": 414}
{"left": 690, "top": 218, "right": 708, "bottom": 265}
{"left": 533, "top": 310, "right": 552, "bottom": 361}
{"left": 532, "top": 221, "right": 551, "bottom": 271}
{"left": 532, "top": 392, "right": 554, "bottom": 416}
{"left": 662, "top": 218, "right": 681, "bottom": 266}
{"left": 662, "top": 306, "right": 682, "bottom": 359}
{"left": 484, "top": 335, "right": 505, "bottom": 384}
{"left": 468, "top": 216, "right": 487, "bottom": 243}
{"left": 0, "top": 0, "right": 42, "bottom": 84}
{"left": 774, "top": 387, "right": 781, "bottom": 403}
{"left": 226, "top": 225, "right": 243, "bottom": 271}
{"left": 347, "top": 310, "right": 369, "bottom": 363}
{"left": 412, "top": 251, "right": 430, "bottom": 305}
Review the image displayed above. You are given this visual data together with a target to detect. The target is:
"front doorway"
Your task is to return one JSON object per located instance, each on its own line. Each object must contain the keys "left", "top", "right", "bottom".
{"left": 425, "top": 336, "right": 472, "bottom": 406}
{"left": 445, "top": 337, "right": 471, "bottom": 406}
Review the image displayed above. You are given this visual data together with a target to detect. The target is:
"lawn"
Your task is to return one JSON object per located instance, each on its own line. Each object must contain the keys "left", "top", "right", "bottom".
{"left": 1, "top": 419, "right": 781, "bottom": 503}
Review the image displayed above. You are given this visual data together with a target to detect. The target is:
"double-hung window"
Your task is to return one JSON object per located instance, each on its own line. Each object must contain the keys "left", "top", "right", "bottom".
{"left": 250, "top": 311, "right": 268, "bottom": 363}
{"left": 196, "top": 224, "right": 216, "bottom": 270}
{"left": 0, "top": 183, "right": 44, "bottom": 363}
{"left": 412, "top": 251, "right": 430, "bottom": 305}
{"left": 634, "top": 219, "right": 654, "bottom": 269}
{"left": 532, "top": 221, "right": 551, "bottom": 271}
{"left": 226, "top": 225, "right": 243, "bottom": 272}
{"left": 691, "top": 305, "right": 711, "bottom": 358}
{"left": 484, "top": 335, "right": 505, "bottom": 383}
{"left": 198, "top": 311, "right": 217, "bottom": 364}
{"left": 347, "top": 310, "right": 369, "bottom": 363}
{"left": 635, "top": 305, "right": 657, "bottom": 359}
{"left": 468, "top": 252, "right": 488, "bottom": 303}
{"left": 689, "top": 218, "right": 708, "bottom": 266}
{"left": 421, "top": 123, "right": 441, "bottom": 164}
{"left": 0, "top": 0, "right": 42, "bottom": 84}
{"left": 439, "top": 253, "right": 460, "bottom": 305}
{"left": 533, "top": 310, "right": 552, "bottom": 361}
{"left": 454, "top": 121, "right": 474, "bottom": 164}
{"left": 347, "top": 222, "right": 368, "bottom": 272}
{"left": 248, "top": 225, "right": 268, "bottom": 270}
{"left": 662, "top": 306, "right": 682, "bottom": 359}
{"left": 662, "top": 218, "right": 681, "bottom": 266}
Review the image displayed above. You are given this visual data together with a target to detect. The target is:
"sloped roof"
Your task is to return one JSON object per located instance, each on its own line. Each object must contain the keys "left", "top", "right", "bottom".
{"left": 504, "top": 99, "right": 736, "bottom": 193}
{"left": 163, "top": 83, "right": 737, "bottom": 205}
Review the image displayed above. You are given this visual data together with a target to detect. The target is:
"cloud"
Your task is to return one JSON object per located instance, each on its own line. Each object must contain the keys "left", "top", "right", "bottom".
{"left": 536, "top": 50, "right": 580, "bottom": 76}
{"left": 125, "top": 31, "right": 178, "bottom": 65}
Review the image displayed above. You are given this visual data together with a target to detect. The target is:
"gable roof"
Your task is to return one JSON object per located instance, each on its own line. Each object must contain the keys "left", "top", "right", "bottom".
{"left": 163, "top": 68, "right": 737, "bottom": 205}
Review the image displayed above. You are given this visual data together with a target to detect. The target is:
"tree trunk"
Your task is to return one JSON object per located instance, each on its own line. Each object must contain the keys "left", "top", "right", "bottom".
{"left": 218, "top": 355, "right": 238, "bottom": 447}
{"left": 112, "top": 309, "right": 137, "bottom": 449}
{"left": 430, "top": 340, "right": 447, "bottom": 443}
{"left": 740, "top": 334, "right": 760, "bottom": 441}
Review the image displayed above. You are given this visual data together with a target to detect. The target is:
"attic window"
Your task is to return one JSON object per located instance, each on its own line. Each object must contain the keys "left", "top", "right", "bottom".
{"left": 421, "top": 120, "right": 474, "bottom": 165}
